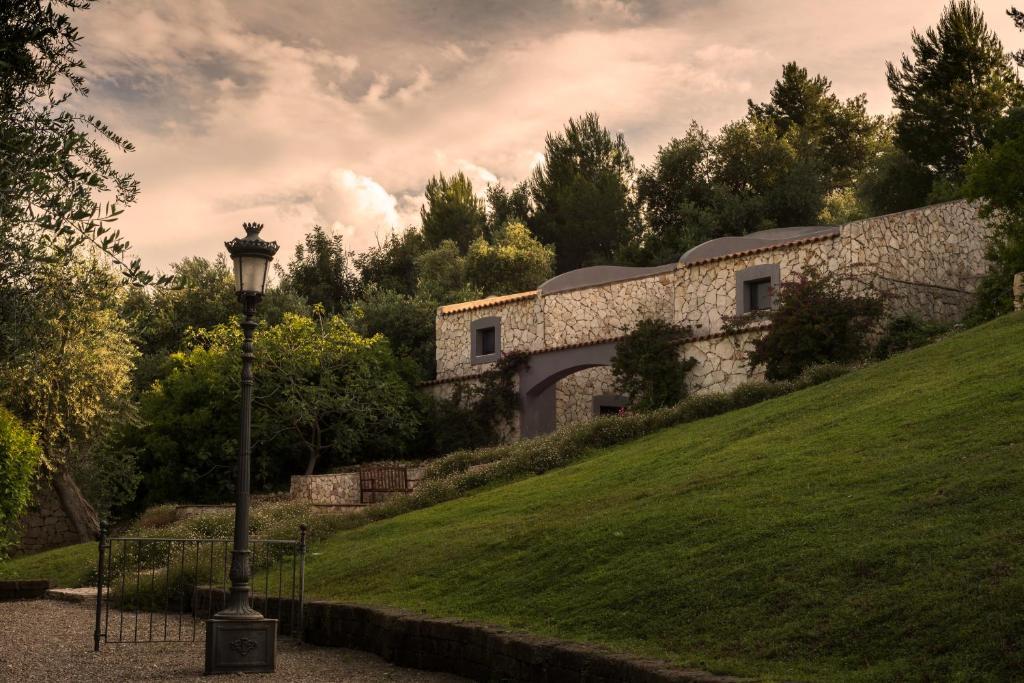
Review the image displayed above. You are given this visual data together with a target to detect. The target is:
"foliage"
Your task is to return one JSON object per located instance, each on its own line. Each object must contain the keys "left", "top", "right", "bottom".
{"left": 485, "top": 182, "right": 531, "bottom": 238}
{"left": 281, "top": 225, "right": 361, "bottom": 314}
{"left": 634, "top": 123, "right": 719, "bottom": 263}
{"left": 529, "top": 112, "right": 638, "bottom": 272}
{"left": 741, "top": 267, "right": 883, "bottom": 381}
{"left": 428, "top": 352, "right": 531, "bottom": 455}
{"left": 413, "top": 239, "right": 481, "bottom": 304}
{"left": 886, "top": 0, "right": 1022, "bottom": 180}
{"left": 0, "top": 407, "right": 42, "bottom": 557}
{"left": 0, "top": 0, "right": 165, "bottom": 286}
{"left": 856, "top": 143, "right": 935, "bottom": 215}
{"left": 611, "top": 319, "right": 697, "bottom": 411}
{"left": 872, "top": 315, "right": 949, "bottom": 359}
{"left": 420, "top": 172, "right": 486, "bottom": 251}
{"left": 350, "top": 286, "right": 437, "bottom": 379}
{"left": 963, "top": 106, "right": 1024, "bottom": 321}
{"left": 0, "top": 256, "right": 138, "bottom": 468}
{"left": 354, "top": 228, "right": 426, "bottom": 297}
{"left": 128, "top": 311, "right": 418, "bottom": 504}
{"left": 257, "top": 313, "right": 418, "bottom": 475}
{"left": 465, "top": 221, "right": 555, "bottom": 296}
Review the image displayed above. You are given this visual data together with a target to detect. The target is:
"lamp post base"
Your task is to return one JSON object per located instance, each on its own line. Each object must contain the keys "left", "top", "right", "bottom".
{"left": 205, "top": 618, "right": 277, "bottom": 675}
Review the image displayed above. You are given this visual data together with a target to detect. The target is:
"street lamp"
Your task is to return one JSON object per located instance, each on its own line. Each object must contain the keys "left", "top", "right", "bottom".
{"left": 206, "top": 222, "right": 279, "bottom": 675}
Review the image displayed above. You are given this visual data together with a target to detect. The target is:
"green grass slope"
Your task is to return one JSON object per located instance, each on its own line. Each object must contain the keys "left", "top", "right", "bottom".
{"left": 298, "top": 314, "right": 1024, "bottom": 682}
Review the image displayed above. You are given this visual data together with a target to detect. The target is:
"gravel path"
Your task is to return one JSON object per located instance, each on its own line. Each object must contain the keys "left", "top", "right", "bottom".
{"left": 0, "top": 600, "right": 467, "bottom": 682}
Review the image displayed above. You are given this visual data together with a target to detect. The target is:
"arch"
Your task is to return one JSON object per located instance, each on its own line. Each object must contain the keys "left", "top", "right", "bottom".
{"left": 518, "top": 341, "right": 618, "bottom": 438}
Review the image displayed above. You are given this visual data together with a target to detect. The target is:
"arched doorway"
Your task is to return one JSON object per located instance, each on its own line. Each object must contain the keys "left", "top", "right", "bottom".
{"left": 518, "top": 341, "right": 618, "bottom": 438}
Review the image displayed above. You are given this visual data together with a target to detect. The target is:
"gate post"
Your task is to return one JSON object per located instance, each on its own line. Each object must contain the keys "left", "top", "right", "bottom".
{"left": 93, "top": 520, "right": 107, "bottom": 652}
{"left": 298, "top": 524, "right": 306, "bottom": 643}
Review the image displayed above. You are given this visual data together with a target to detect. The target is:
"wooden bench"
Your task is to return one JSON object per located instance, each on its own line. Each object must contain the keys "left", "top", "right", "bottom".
{"left": 358, "top": 464, "right": 410, "bottom": 504}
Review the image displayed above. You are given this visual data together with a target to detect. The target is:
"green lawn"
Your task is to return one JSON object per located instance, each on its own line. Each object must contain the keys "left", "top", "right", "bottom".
{"left": 295, "top": 313, "right": 1024, "bottom": 681}
{"left": 5, "top": 314, "right": 1024, "bottom": 680}
{"left": 0, "top": 541, "right": 95, "bottom": 587}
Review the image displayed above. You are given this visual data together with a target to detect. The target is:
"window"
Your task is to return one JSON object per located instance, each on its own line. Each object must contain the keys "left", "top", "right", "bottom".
{"left": 470, "top": 316, "right": 501, "bottom": 364}
{"left": 477, "top": 326, "right": 496, "bottom": 356}
{"left": 592, "top": 394, "right": 628, "bottom": 416}
{"left": 735, "top": 264, "right": 781, "bottom": 314}
{"left": 746, "top": 278, "right": 772, "bottom": 311}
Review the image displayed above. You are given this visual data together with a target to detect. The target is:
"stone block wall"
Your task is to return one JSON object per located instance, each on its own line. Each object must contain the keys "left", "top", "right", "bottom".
{"left": 289, "top": 466, "right": 427, "bottom": 507}
{"left": 554, "top": 366, "right": 617, "bottom": 428}
{"left": 12, "top": 475, "right": 81, "bottom": 556}
{"left": 542, "top": 272, "right": 675, "bottom": 347}
{"left": 676, "top": 236, "right": 843, "bottom": 336}
{"left": 842, "top": 200, "right": 989, "bottom": 321}
{"left": 436, "top": 295, "right": 540, "bottom": 377}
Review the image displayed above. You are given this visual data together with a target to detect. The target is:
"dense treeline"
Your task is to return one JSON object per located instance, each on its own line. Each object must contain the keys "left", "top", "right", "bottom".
{"left": 2, "top": 0, "right": 1023, "bottom": 530}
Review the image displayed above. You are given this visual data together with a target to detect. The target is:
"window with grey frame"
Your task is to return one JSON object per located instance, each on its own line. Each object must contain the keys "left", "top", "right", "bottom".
{"left": 470, "top": 316, "right": 501, "bottom": 365}
{"left": 735, "top": 264, "right": 781, "bottom": 315}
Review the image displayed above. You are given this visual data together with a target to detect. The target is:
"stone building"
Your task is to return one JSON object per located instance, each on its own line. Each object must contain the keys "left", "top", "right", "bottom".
{"left": 423, "top": 200, "right": 990, "bottom": 439}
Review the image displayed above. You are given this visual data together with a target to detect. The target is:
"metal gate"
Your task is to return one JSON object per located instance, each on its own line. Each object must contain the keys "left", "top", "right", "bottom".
{"left": 93, "top": 525, "right": 305, "bottom": 651}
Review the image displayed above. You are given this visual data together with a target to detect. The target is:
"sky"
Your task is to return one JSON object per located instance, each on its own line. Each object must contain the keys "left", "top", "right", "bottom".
{"left": 72, "top": 0, "right": 1024, "bottom": 273}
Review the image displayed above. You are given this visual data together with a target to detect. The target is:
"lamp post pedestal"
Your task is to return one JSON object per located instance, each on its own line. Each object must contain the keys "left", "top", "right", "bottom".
{"left": 206, "top": 225, "right": 279, "bottom": 675}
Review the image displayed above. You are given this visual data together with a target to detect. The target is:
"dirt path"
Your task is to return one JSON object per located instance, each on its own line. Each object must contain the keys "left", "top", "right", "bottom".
{"left": 0, "top": 599, "right": 466, "bottom": 682}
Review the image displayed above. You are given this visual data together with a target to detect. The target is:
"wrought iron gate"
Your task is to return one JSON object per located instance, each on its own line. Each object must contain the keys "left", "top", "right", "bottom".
{"left": 93, "top": 525, "right": 305, "bottom": 651}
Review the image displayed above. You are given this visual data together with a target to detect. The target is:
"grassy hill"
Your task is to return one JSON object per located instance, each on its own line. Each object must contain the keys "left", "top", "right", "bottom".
{"left": 4, "top": 314, "right": 1023, "bottom": 680}
{"left": 293, "top": 313, "right": 1024, "bottom": 681}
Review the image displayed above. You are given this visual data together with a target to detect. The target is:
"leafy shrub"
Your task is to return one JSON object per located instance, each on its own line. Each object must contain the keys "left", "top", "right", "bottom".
{"left": 741, "top": 267, "right": 883, "bottom": 380}
{"left": 873, "top": 315, "right": 949, "bottom": 359}
{"left": 612, "top": 319, "right": 698, "bottom": 410}
{"left": 0, "top": 407, "right": 42, "bottom": 557}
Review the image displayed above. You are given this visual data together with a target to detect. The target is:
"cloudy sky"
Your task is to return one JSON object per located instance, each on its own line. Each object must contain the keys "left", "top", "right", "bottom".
{"left": 73, "top": 0, "right": 1023, "bottom": 272}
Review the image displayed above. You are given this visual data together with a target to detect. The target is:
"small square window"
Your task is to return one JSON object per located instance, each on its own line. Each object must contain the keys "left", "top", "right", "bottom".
{"left": 598, "top": 404, "right": 622, "bottom": 416}
{"left": 476, "top": 327, "right": 496, "bottom": 356}
{"left": 746, "top": 278, "right": 772, "bottom": 311}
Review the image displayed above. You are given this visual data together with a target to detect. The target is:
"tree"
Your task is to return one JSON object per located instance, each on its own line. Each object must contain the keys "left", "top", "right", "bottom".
{"left": 0, "top": 254, "right": 138, "bottom": 536}
{"left": 350, "top": 287, "right": 438, "bottom": 380}
{"left": 485, "top": 182, "right": 530, "bottom": 238}
{"left": 963, "top": 107, "right": 1024, "bottom": 320}
{"left": 129, "top": 312, "right": 419, "bottom": 503}
{"left": 414, "top": 239, "right": 480, "bottom": 304}
{"left": 465, "top": 221, "right": 555, "bottom": 296}
{"left": 886, "top": 1, "right": 1022, "bottom": 180}
{"left": 612, "top": 319, "right": 697, "bottom": 411}
{"left": 0, "top": 0, "right": 165, "bottom": 286}
{"left": 634, "top": 123, "right": 720, "bottom": 263}
{"left": 743, "top": 267, "right": 883, "bottom": 381}
{"left": 0, "top": 407, "right": 42, "bottom": 557}
{"left": 282, "top": 225, "right": 361, "bottom": 313}
{"left": 420, "top": 172, "right": 486, "bottom": 251}
{"left": 354, "top": 228, "right": 426, "bottom": 296}
{"left": 258, "top": 313, "right": 418, "bottom": 475}
{"left": 529, "top": 113, "right": 638, "bottom": 272}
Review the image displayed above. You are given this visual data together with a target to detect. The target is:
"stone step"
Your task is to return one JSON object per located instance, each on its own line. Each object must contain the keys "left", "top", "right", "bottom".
{"left": 44, "top": 586, "right": 105, "bottom": 605}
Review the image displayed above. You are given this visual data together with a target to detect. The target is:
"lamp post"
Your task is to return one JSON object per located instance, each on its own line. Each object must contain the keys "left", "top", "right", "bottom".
{"left": 205, "top": 222, "right": 279, "bottom": 675}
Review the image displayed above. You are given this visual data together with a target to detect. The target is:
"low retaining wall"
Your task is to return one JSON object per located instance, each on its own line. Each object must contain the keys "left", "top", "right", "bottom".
{"left": 289, "top": 466, "right": 427, "bottom": 507}
{"left": 194, "top": 589, "right": 744, "bottom": 682}
{"left": 0, "top": 580, "right": 51, "bottom": 601}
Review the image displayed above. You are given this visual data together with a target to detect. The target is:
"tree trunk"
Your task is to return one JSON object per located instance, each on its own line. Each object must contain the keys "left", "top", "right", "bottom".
{"left": 304, "top": 423, "right": 321, "bottom": 476}
{"left": 51, "top": 469, "right": 99, "bottom": 542}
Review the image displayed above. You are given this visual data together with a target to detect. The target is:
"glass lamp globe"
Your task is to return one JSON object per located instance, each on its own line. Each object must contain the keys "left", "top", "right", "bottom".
{"left": 225, "top": 222, "right": 279, "bottom": 296}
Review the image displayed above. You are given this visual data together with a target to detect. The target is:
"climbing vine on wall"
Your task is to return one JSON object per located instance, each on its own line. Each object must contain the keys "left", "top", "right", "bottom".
{"left": 612, "top": 319, "right": 697, "bottom": 411}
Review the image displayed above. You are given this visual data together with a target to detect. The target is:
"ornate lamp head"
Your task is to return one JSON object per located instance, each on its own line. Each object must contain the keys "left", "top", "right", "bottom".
{"left": 225, "top": 222, "right": 279, "bottom": 297}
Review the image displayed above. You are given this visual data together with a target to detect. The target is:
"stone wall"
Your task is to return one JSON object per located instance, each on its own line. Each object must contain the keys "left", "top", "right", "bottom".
{"left": 428, "top": 200, "right": 991, "bottom": 440}
{"left": 435, "top": 295, "right": 540, "bottom": 377}
{"left": 554, "top": 366, "right": 617, "bottom": 428}
{"left": 542, "top": 272, "right": 675, "bottom": 347}
{"left": 12, "top": 475, "right": 81, "bottom": 556}
{"left": 842, "top": 200, "right": 989, "bottom": 321}
{"left": 676, "top": 237, "right": 843, "bottom": 336}
{"left": 288, "top": 466, "right": 426, "bottom": 507}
